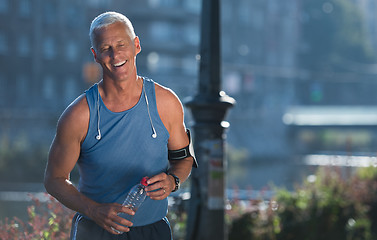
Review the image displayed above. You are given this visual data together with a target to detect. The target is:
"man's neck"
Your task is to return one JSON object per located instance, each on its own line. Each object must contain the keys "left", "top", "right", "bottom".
{"left": 99, "top": 75, "right": 143, "bottom": 112}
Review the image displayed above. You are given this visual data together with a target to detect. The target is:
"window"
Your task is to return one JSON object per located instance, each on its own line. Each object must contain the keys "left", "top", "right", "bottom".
{"left": 151, "top": 0, "right": 179, "bottom": 7}
{"left": 158, "top": 53, "right": 176, "bottom": 72}
{"left": 224, "top": 71, "right": 242, "bottom": 95}
{"left": 184, "top": 24, "right": 199, "bottom": 45}
{"left": 19, "top": 0, "right": 31, "bottom": 17}
{"left": 87, "top": 0, "right": 110, "bottom": 8}
{"left": 184, "top": 0, "right": 200, "bottom": 13}
{"left": 43, "top": 76, "right": 54, "bottom": 100}
{"left": 148, "top": 0, "right": 160, "bottom": 8}
{"left": 64, "top": 77, "right": 77, "bottom": 105}
{"left": 0, "top": 32, "right": 8, "bottom": 55}
{"left": 43, "top": 37, "right": 56, "bottom": 60}
{"left": 238, "top": 1, "right": 251, "bottom": 24}
{"left": 251, "top": 10, "right": 264, "bottom": 30}
{"left": 65, "top": 41, "right": 78, "bottom": 62}
{"left": 149, "top": 22, "right": 172, "bottom": 41}
{"left": 182, "top": 55, "right": 197, "bottom": 75}
{"left": 16, "top": 75, "right": 28, "bottom": 104}
{"left": 18, "top": 35, "right": 30, "bottom": 57}
{"left": 222, "top": 1, "right": 232, "bottom": 22}
{"left": 147, "top": 52, "right": 159, "bottom": 72}
{"left": 0, "top": 73, "right": 4, "bottom": 101}
{"left": 0, "top": 0, "right": 9, "bottom": 14}
{"left": 161, "top": 0, "right": 179, "bottom": 7}
{"left": 65, "top": 6, "right": 82, "bottom": 28}
{"left": 43, "top": 2, "right": 56, "bottom": 25}
{"left": 146, "top": 52, "right": 177, "bottom": 73}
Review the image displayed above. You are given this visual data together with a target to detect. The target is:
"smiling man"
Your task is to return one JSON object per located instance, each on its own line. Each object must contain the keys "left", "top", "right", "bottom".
{"left": 44, "top": 12, "right": 197, "bottom": 240}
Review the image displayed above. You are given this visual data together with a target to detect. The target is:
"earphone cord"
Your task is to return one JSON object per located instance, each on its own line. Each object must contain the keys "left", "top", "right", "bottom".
{"left": 96, "top": 85, "right": 101, "bottom": 139}
{"left": 143, "top": 82, "right": 157, "bottom": 138}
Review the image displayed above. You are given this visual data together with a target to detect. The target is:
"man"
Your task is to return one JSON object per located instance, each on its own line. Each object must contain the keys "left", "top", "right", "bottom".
{"left": 44, "top": 11, "right": 196, "bottom": 240}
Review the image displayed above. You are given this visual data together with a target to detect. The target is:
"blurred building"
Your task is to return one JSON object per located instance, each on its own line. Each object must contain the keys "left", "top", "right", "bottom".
{"left": 218, "top": 0, "right": 302, "bottom": 188}
{"left": 1, "top": 0, "right": 377, "bottom": 188}
{"left": 0, "top": 0, "right": 94, "bottom": 146}
{"left": 221, "top": 0, "right": 300, "bottom": 161}
{"left": 220, "top": 0, "right": 377, "bottom": 188}
{"left": 355, "top": 0, "right": 377, "bottom": 55}
{"left": 0, "top": 0, "right": 200, "bottom": 149}
{"left": 112, "top": 0, "right": 201, "bottom": 98}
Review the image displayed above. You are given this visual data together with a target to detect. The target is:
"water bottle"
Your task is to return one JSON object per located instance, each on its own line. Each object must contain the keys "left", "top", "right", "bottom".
{"left": 113, "top": 177, "right": 149, "bottom": 234}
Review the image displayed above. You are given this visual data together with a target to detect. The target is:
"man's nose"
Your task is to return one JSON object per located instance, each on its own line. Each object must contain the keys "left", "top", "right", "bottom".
{"left": 111, "top": 47, "right": 121, "bottom": 59}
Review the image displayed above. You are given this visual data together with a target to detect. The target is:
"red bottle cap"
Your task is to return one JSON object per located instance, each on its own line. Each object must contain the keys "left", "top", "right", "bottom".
{"left": 141, "top": 177, "right": 149, "bottom": 186}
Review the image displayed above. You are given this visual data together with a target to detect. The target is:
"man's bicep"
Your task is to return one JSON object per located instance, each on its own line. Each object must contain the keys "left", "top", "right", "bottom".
{"left": 166, "top": 96, "right": 189, "bottom": 149}
{"left": 46, "top": 102, "right": 87, "bottom": 180}
{"left": 168, "top": 124, "right": 189, "bottom": 149}
{"left": 46, "top": 134, "right": 80, "bottom": 180}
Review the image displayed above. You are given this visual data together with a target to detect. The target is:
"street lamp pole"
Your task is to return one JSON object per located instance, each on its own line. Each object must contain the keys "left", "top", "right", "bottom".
{"left": 185, "top": 0, "right": 235, "bottom": 239}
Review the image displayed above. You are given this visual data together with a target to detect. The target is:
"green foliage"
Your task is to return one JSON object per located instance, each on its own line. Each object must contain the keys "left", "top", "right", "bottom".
{"left": 226, "top": 145, "right": 251, "bottom": 187}
{"left": 0, "top": 134, "right": 49, "bottom": 182}
{"left": 0, "top": 194, "right": 74, "bottom": 240}
{"left": 167, "top": 208, "right": 187, "bottom": 240}
{"left": 228, "top": 166, "right": 377, "bottom": 240}
{"left": 0, "top": 134, "right": 81, "bottom": 183}
{"left": 0, "top": 193, "right": 189, "bottom": 240}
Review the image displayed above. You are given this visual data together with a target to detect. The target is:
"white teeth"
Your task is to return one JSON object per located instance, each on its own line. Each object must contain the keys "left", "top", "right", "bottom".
{"left": 113, "top": 60, "right": 126, "bottom": 67}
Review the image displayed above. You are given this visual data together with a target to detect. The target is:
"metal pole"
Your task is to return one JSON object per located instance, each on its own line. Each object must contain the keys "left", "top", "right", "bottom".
{"left": 185, "top": 0, "right": 235, "bottom": 239}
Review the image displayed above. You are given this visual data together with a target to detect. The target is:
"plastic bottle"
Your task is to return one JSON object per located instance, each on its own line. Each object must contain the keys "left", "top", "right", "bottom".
{"left": 113, "top": 177, "right": 149, "bottom": 234}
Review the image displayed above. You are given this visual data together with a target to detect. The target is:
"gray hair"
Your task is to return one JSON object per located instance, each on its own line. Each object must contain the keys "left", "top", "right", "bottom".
{"left": 89, "top": 11, "right": 136, "bottom": 51}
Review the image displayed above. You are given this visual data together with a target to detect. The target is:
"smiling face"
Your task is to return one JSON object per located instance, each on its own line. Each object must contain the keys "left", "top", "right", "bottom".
{"left": 91, "top": 21, "right": 141, "bottom": 82}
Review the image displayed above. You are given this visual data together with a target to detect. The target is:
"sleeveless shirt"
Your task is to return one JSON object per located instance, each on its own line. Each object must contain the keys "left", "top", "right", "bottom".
{"left": 78, "top": 77, "right": 170, "bottom": 226}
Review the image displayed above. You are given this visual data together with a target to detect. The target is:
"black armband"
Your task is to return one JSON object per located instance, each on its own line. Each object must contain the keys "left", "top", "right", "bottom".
{"left": 168, "top": 129, "right": 198, "bottom": 168}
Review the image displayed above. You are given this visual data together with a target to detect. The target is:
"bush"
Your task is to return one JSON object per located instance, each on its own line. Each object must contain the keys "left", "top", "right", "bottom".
{"left": 0, "top": 193, "right": 188, "bottom": 240}
{"left": 0, "top": 134, "right": 50, "bottom": 183}
{"left": 0, "top": 193, "right": 74, "bottom": 240}
{"left": 228, "top": 166, "right": 377, "bottom": 240}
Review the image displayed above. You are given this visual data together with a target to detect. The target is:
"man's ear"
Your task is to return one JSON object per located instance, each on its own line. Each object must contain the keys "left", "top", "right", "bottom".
{"left": 91, "top": 47, "right": 99, "bottom": 63}
{"left": 134, "top": 36, "right": 141, "bottom": 55}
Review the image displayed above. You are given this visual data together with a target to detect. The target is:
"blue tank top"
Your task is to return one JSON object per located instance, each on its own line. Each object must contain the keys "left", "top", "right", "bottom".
{"left": 78, "top": 77, "right": 170, "bottom": 226}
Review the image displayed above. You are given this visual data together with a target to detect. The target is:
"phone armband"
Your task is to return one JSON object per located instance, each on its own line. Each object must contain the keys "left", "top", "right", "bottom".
{"left": 168, "top": 129, "right": 198, "bottom": 168}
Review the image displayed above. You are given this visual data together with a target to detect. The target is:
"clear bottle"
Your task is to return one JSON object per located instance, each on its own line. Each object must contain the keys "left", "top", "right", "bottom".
{"left": 114, "top": 177, "right": 149, "bottom": 234}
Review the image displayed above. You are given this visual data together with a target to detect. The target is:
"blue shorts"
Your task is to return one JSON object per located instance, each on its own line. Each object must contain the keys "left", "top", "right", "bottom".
{"left": 70, "top": 213, "right": 172, "bottom": 240}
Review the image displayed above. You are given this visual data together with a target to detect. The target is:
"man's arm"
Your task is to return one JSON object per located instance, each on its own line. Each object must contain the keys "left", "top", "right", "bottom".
{"left": 146, "top": 85, "right": 194, "bottom": 199}
{"left": 44, "top": 95, "right": 133, "bottom": 234}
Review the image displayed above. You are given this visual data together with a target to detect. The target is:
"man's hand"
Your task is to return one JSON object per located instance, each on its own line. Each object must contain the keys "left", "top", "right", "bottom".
{"left": 88, "top": 202, "right": 136, "bottom": 234}
{"left": 145, "top": 173, "right": 175, "bottom": 200}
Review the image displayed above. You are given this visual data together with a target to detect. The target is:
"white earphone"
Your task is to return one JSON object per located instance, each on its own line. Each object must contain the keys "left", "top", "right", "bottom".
{"left": 96, "top": 129, "right": 101, "bottom": 140}
{"left": 144, "top": 83, "right": 158, "bottom": 139}
{"left": 96, "top": 87, "right": 102, "bottom": 140}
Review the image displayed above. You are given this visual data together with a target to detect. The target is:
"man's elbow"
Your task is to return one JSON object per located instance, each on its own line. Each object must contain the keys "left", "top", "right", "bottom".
{"left": 43, "top": 172, "right": 54, "bottom": 194}
{"left": 43, "top": 171, "right": 63, "bottom": 196}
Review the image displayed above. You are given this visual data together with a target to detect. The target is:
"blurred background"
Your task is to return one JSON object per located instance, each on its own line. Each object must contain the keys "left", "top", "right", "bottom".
{"left": 1, "top": 0, "right": 377, "bottom": 229}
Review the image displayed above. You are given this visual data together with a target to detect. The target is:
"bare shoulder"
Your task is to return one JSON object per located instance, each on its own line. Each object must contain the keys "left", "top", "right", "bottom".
{"left": 46, "top": 94, "right": 89, "bottom": 183}
{"left": 154, "top": 83, "right": 183, "bottom": 111}
{"left": 154, "top": 83, "right": 185, "bottom": 133}
{"left": 56, "top": 94, "right": 89, "bottom": 143}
